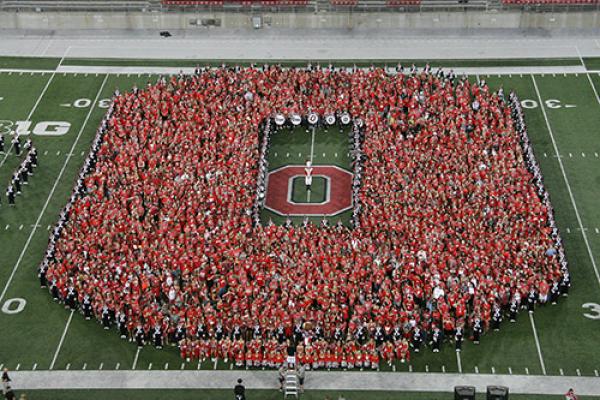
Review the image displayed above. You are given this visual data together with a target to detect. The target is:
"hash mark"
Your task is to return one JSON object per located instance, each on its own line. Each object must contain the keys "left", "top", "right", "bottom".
{"left": 32, "top": 363, "right": 37, "bottom": 371}
{"left": 582, "top": 152, "right": 586, "bottom": 157}
{"left": 181, "top": 363, "right": 185, "bottom": 370}
{"left": 576, "top": 368, "right": 581, "bottom": 376}
{"left": 441, "top": 365, "right": 445, "bottom": 373}
{"left": 595, "top": 228, "right": 599, "bottom": 234}
{"left": 595, "top": 152, "right": 599, "bottom": 157}
{"left": 148, "top": 363, "right": 152, "bottom": 370}
{"left": 47, "top": 225, "right": 51, "bottom": 231}
{"left": 298, "top": 153, "right": 302, "bottom": 157}
{"left": 4, "top": 225, "right": 8, "bottom": 230}
{"left": 595, "top": 369, "right": 599, "bottom": 377}
{"left": 164, "top": 363, "right": 168, "bottom": 370}
{"left": 66, "top": 363, "right": 70, "bottom": 370}
{"left": 286, "top": 153, "right": 289, "bottom": 157}
{"left": 56, "top": 151, "right": 61, "bottom": 156}
{"left": 525, "top": 367, "right": 529, "bottom": 375}
{"left": 322, "top": 153, "right": 326, "bottom": 157}
{"left": 560, "top": 368, "right": 564, "bottom": 376}
{"left": 335, "top": 153, "right": 338, "bottom": 157}
{"left": 425, "top": 364, "right": 429, "bottom": 372}
{"left": 44, "top": 151, "right": 48, "bottom": 155}
{"left": 491, "top": 366, "right": 495, "bottom": 374}
{"left": 508, "top": 367, "right": 512, "bottom": 375}
{"left": 274, "top": 152, "right": 277, "bottom": 157}
{"left": 197, "top": 362, "right": 201, "bottom": 370}
{"left": 566, "top": 228, "right": 571, "bottom": 233}
{"left": 116, "top": 363, "right": 120, "bottom": 370}
{"left": 474, "top": 366, "right": 479, "bottom": 374}
{"left": 569, "top": 153, "right": 572, "bottom": 158}
{"left": 99, "top": 363, "right": 103, "bottom": 370}
{"left": 408, "top": 365, "right": 413, "bottom": 372}
{"left": 82, "top": 363, "right": 87, "bottom": 370}
{"left": 80, "top": 151, "right": 85, "bottom": 156}
{"left": 230, "top": 363, "right": 233, "bottom": 370}
{"left": 19, "top": 225, "right": 23, "bottom": 230}
{"left": 15, "top": 364, "right": 20, "bottom": 371}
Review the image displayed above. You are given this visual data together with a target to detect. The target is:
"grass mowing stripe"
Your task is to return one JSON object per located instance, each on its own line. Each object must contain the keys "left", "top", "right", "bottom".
{"left": 0, "top": 74, "right": 109, "bottom": 305}
{"left": 49, "top": 309, "right": 74, "bottom": 370}
{"left": 531, "top": 75, "right": 600, "bottom": 291}
{"left": 528, "top": 313, "right": 546, "bottom": 376}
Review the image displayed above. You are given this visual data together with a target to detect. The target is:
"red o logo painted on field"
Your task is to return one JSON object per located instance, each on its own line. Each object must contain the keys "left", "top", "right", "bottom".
{"left": 265, "top": 165, "right": 353, "bottom": 216}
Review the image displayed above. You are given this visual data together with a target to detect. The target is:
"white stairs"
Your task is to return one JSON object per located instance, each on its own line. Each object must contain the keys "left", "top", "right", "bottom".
{"left": 283, "top": 370, "right": 300, "bottom": 398}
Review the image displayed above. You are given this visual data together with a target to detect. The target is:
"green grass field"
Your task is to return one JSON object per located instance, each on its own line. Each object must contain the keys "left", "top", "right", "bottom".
{"left": 0, "top": 57, "right": 599, "bottom": 390}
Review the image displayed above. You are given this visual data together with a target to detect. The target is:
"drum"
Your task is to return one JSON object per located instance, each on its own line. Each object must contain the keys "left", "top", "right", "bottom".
{"left": 274, "top": 114, "right": 285, "bottom": 126}
{"left": 308, "top": 112, "right": 319, "bottom": 125}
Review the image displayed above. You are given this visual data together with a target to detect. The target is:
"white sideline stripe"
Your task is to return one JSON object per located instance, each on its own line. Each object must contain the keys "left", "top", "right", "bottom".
{"left": 10, "top": 370, "right": 600, "bottom": 395}
{"left": 0, "top": 66, "right": 593, "bottom": 77}
{"left": 456, "top": 351, "right": 462, "bottom": 374}
{"left": 132, "top": 347, "right": 141, "bottom": 370}
{"left": 532, "top": 75, "right": 600, "bottom": 290}
{"left": 49, "top": 310, "right": 74, "bottom": 370}
{"left": 0, "top": 74, "right": 109, "bottom": 306}
{"left": 528, "top": 312, "right": 546, "bottom": 376}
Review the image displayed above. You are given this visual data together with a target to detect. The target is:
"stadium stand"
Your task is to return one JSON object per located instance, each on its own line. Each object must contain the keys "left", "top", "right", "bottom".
{"left": 39, "top": 65, "right": 568, "bottom": 369}
{"left": 503, "top": 0, "right": 598, "bottom": 4}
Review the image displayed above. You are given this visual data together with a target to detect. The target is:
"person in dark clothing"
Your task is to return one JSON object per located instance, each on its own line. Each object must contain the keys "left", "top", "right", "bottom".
{"left": 454, "top": 326, "right": 464, "bottom": 352}
{"left": 4, "top": 386, "right": 15, "bottom": 400}
{"left": 509, "top": 300, "right": 518, "bottom": 323}
{"left": 11, "top": 134, "right": 20, "bottom": 156}
{"left": 234, "top": 378, "right": 246, "bottom": 400}
{"left": 6, "top": 185, "right": 15, "bottom": 206}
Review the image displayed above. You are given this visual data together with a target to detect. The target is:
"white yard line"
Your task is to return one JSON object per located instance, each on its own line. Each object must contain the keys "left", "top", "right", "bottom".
{"left": 456, "top": 351, "right": 462, "bottom": 374}
{"left": 49, "top": 310, "right": 74, "bottom": 370}
{"left": 307, "top": 126, "right": 316, "bottom": 203}
{"left": 0, "top": 50, "right": 67, "bottom": 169}
{"left": 132, "top": 347, "right": 141, "bottom": 370}
{"left": 531, "top": 75, "right": 600, "bottom": 289}
{"left": 576, "top": 46, "right": 600, "bottom": 105}
{"left": 0, "top": 74, "right": 109, "bottom": 305}
{"left": 528, "top": 312, "right": 547, "bottom": 376}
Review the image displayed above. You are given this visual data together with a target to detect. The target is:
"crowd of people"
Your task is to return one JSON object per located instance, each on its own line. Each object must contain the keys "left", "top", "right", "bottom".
{"left": 40, "top": 64, "right": 568, "bottom": 367}
{"left": 2, "top": 135, "right": 38, "bottom": 207}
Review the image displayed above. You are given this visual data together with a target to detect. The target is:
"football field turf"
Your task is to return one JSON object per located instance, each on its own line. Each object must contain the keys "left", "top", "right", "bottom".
{"left": 0, "top": 58, "right": 599, "bottom": 386}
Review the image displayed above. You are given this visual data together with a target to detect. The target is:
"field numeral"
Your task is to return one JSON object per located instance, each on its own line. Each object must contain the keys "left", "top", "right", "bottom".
{"left": 1, "top": 298, "right": 26, "bottom": 314}
{"left": 72, "top": 98, "right": 111, "bottom": 109}
{"left": 521, "top": 99, "right": 576, "bottom": 109}
{"left": 582, "top": 303, "right": 600, "bottom": 320}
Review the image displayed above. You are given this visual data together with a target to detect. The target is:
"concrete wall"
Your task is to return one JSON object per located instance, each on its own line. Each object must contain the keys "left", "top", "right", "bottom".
{"left": 0, "top": 9, "right": 599, "bottom": 31}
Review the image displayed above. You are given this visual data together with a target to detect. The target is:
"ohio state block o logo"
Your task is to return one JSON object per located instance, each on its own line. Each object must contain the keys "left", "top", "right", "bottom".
{"left": 265, "top": 165, "right": 353, "bottom": 216}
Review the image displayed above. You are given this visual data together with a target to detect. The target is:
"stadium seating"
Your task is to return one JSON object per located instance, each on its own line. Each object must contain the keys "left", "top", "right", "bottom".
{"left": 503, "top": 0, "right": 599, "bottom": 4}
{"left": 386, "top": 0, "right": 421, "bottom": 6}
{"left": 161, "top": 0, "right": 308, "bottom": 6}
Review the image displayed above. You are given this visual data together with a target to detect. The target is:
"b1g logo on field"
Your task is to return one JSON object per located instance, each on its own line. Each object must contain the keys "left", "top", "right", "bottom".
{"left": 264, "top": 165, "right": 353, "bottom": 216}
{"left": 0, "top": 120, "right": 71, "bottom": 136}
